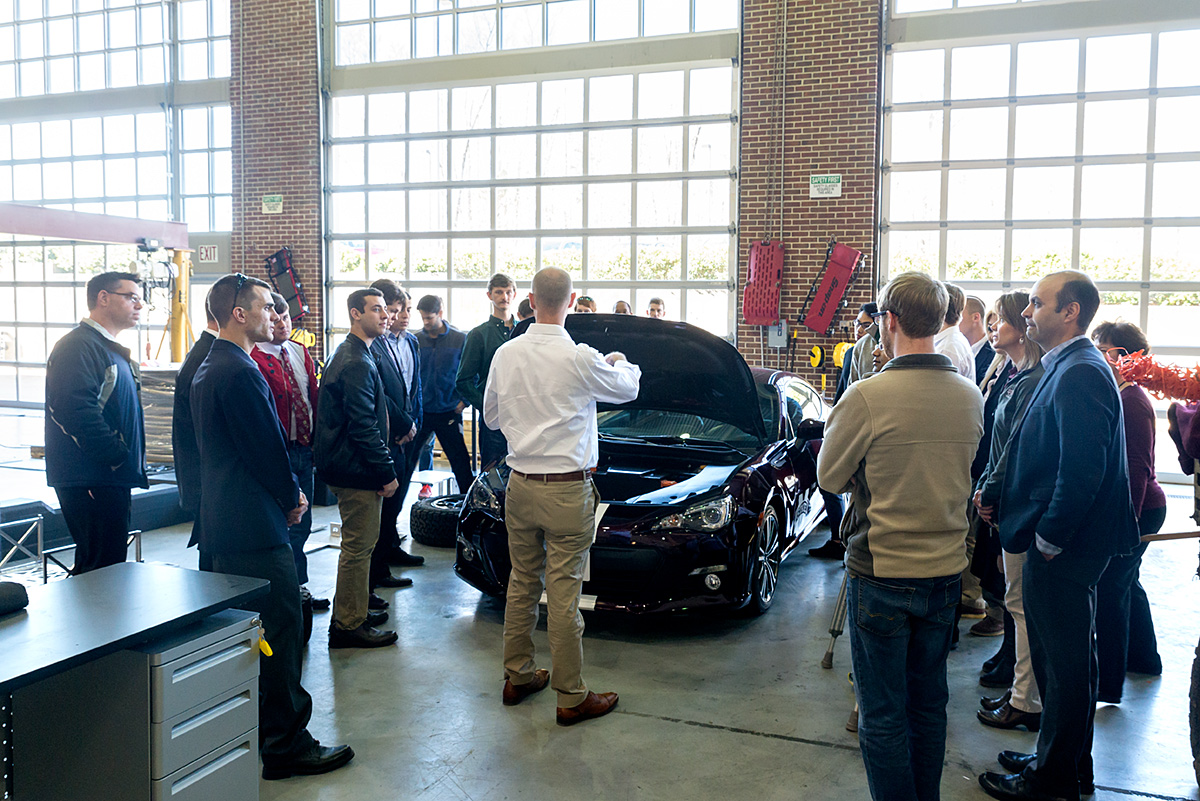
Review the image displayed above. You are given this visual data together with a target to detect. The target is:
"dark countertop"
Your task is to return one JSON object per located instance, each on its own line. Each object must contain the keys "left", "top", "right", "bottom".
{"left": 0, "top": 562, "right": 268, "bottom": 693}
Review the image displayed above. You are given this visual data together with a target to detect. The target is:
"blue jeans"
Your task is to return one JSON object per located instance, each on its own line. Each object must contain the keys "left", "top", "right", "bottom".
{"left": 478, "top": 421, "right": 508, "bottom": 470}
{"left": 286, "top": 442, "right": 314, "bottom": 585}
{"left": 419, "top": 437, "right": 434, "bottom": 471}
{"left": 848, "top": 574, "right": 959, "bottom": 801}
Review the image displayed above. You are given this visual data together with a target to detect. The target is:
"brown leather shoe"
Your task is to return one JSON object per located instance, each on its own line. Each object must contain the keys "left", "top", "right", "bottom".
{"left": 977, "top": 701, "right": 1040, "bottom": 732}
{"left": 556, "top": 691, "right": 618, "bottom": 726}
{"left": 502, "top": 669, "right": 550, "bottom": 706}
{"left": 980, "top": 689, "right": 1012, "bottom": 712}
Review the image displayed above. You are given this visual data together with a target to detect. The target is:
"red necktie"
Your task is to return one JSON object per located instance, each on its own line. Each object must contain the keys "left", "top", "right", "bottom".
{"left": 278, "top": 347, "right": 312, "bottom": 447}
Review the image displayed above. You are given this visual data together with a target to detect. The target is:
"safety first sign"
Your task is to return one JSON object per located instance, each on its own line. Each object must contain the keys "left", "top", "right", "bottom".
{"left": 809, "top": 174, "right": 843, "bottom": 198}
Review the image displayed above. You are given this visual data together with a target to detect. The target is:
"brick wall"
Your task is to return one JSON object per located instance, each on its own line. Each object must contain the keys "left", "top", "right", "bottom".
{"left": 230, "top": 0, "right": 325, "bottom": 340}
{"left": 737, "top": 0, "right": 881, "bottom": 394}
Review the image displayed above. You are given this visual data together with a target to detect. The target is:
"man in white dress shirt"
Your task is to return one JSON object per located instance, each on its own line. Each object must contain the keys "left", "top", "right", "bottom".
{"left": 934, "top": 282, "right": 977, "bottom": 382}
{"left": 484, "top": 267, "right": 641, "bottom": 726}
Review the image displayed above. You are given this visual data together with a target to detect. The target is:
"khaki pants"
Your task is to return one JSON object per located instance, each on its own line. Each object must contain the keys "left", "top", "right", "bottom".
{"left": 1003, "top": 549, "right": 1042, "bottom": 713}
{"left": 329, "top": 485, "right": 383, "bottom": 631}
{"left": 503, "top": 473, "right": 596, "bottom": 708}
{"left": 960, "top": 508, "right": 985, "bottom": 609}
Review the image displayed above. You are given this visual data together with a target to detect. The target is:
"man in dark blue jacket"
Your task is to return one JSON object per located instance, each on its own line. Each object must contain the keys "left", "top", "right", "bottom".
{"left": 413, "top": 294, "right": 474, "bottom": 494}
{"left": 315, "top": 287, "right": 401, "bottom": 648}
{"left": 45, "top": 271, "right": 148, "bottom": 574}
{"left": 367, "top": 279, "right": 423, "bottom": 588}
{"left": 192, "top": 273, "right": 353, "bottom": 780}
{"left": 979, "top": 271, "right": 1139, "bottom": 801}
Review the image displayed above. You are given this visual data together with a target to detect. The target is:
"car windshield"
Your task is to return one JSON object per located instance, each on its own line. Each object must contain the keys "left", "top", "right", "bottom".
{"left": 597, "top": 408, "right": 764, "bottom": 450}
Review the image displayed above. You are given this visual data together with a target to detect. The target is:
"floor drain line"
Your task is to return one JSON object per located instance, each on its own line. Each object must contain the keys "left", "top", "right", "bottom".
{"left": 616, "top": 710, "right": 860, "bottom": 752}
{"left": 617, "top": 711, "right": 1195, "bottom": 800}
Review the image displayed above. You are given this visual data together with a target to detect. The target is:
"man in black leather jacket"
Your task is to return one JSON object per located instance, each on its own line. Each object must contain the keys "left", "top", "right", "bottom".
{"left": 314, "top": 287, "right": 401, "bottom": 649}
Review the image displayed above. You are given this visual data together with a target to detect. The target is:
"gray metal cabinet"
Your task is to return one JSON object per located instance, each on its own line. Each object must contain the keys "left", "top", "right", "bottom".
{"left": 13, "top": 609, "right": 260, "bottom": 801}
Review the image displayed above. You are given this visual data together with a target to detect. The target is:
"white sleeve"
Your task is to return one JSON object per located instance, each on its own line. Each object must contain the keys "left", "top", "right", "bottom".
{"left": 575, "top": 345, "right": 641, "bottom": 404}
{"left": 482, "top": 352, "right": 502, "bottom": 430}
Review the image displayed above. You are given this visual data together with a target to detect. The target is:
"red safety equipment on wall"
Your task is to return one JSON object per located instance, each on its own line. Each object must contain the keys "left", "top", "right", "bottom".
{"left": 802, "top": 240, "right": 863, "bottom": 336}
{"left": 742, "top": 240, "right": 785, "bottom": 326}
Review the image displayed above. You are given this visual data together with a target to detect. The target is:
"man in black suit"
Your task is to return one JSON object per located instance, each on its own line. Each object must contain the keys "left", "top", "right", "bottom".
{"left": 979, "top": 271, "right": 1139, "bottom": 801}
{"left": 172, "top": 301, "right": 218, "bottom": 571}
{"left": 192, "top": 273, "right": 353, "bottom": 780}
{"left": 962, "top": 294, "right": 996, "bottom": 386}
{"left": 367, "top": 279, "right": 423, "bottom": 594}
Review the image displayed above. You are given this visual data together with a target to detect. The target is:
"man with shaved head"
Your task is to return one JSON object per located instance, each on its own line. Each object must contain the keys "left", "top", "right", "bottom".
{"left": 483, "top": 267, "right": 641, "bottom": 726}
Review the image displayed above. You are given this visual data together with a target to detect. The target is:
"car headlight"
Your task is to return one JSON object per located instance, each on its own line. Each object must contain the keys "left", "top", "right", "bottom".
{"left": 466, "top": 476, "right": 503, "bottom": 516}
{"left": 652, "top": 495, "right": 734, "bottom": 532}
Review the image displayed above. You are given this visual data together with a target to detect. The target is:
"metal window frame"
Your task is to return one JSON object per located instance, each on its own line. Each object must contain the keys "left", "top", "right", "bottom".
{"left": 330, "top": 0, "right": 735, "bottom": 66}
{"left": 325, "top": 45, "right": 739, "bottom": 335}
{"left": 881, "top": 0, "right": 1200, "bottom": 484}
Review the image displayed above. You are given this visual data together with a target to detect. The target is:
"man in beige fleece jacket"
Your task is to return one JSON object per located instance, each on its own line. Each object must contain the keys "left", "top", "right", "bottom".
{"left": 818, "top": 271, "right": 984, "bottom": 801}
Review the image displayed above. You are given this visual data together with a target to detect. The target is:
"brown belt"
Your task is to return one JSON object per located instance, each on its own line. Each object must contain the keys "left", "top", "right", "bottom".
{"left": 511, "top": 469, "right": 592, "bottom": 482}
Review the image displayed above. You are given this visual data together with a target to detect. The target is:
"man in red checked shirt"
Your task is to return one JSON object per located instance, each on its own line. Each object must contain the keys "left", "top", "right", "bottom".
{"left": 252, "top": 292, "right": 327, "bottom": 612}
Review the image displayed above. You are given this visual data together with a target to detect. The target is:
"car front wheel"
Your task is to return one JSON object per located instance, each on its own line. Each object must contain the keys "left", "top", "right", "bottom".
{"left": 748, "top": 504, "right": 782, "bottom": 615}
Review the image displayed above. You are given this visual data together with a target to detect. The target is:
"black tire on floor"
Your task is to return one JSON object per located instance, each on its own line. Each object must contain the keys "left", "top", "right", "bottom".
{"left": 410, "top": 494, "right": 466, "bottom": 548}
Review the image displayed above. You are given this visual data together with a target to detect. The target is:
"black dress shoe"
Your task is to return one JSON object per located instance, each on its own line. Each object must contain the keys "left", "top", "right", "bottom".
{"left": 981, "top": 689, "right": 1012, "bottom": 712}
{"left": 328, "top": 623, "right": 398, "bottom": 649}
{"left": 300, "top": 586, "right": 331, "bottom": 612}
{"left": 366, "top": 609, "right": 388, "bottom": 627}
{"left": 368, "top": 592, "right": 388, "bottom": 610}
{"left": 979, "top": 771, "right": 1071, "bottom": 801}
{"left": 808, "top": 539, "right": 846, "bottom": 559}
{"left": 998, "top": 751, "right": 1036, "bottom": 774}
{"left": 387, "top": 548, "right": 425, "bottom": 567}
{"left": 980, "top": 665, "right": 1014, "bottom": 688}
{"left": 978, "top": 702, "right": 1040, "bottom": 731}
{"left": 993, "top": 757, "right": 1094, "bottom": 798}
{"left": 262, "top": 742, "right": 355, "bottom": 780}
{"left": 375, "top": 573, "right": 414, "bottom": 589}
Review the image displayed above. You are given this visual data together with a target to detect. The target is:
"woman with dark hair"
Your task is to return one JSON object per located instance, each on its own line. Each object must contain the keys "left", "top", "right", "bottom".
{"left": 1092, "top": 321, "right": 1166, "bottom": 702}
{"left": 972, "top": 291, "right": 1046, "bottom": 732}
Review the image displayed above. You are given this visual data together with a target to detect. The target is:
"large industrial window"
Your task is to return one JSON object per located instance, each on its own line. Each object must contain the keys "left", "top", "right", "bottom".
{"left": 0, "top": 0, "right": 233, "bottom": 405}
{"left": 333, "top": 0, "right": 738, "bottom": 66}
{"left": 326, "top": 19, "right": 739, "bottom": 337}
{"left": 0, "top": 0, "right": 230, "bottom": 99}
{"left": 881, "top": 3, "right": 1200, "bottom": 479}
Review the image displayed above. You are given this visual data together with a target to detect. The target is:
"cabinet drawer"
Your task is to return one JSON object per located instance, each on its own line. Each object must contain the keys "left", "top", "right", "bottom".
{"left": 152, "top": 677, "right": 258, "bottom": 780}
{"left": 151, "top": 733, "right": 258, "bottom": 801}
{"left": 152, "top": 628, "right": 259, "bottom": 722}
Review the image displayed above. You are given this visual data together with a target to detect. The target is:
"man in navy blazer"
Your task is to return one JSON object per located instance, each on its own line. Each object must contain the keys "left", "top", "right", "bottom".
{"left": 979, "top": 271, "right": 1138, "bottom": 801}
{"left": 367, "top": 279, "right": 424, "bottom": 592}
{"left": 192, "top": 273, "right": 353, "bottom": 780}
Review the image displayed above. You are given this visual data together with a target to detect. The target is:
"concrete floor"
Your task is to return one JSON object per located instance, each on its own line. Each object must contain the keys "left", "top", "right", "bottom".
{"left": 103, "top": 486, "right": 1200, "bottom": 801}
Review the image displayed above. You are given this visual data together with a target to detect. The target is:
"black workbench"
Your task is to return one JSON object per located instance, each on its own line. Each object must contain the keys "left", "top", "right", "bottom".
{"left": 0, "top": 562, "right": 268, "bottom": 693}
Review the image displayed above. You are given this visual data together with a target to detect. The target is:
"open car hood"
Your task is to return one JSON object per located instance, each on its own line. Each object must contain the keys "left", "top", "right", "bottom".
{"left": 564, "top": 314, "right": 768, "bottom": 442}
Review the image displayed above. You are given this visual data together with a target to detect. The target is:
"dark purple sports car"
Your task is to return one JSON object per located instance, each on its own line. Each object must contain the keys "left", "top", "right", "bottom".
{"left": 453, "top": 314, "right": 830, "bottom": 615}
